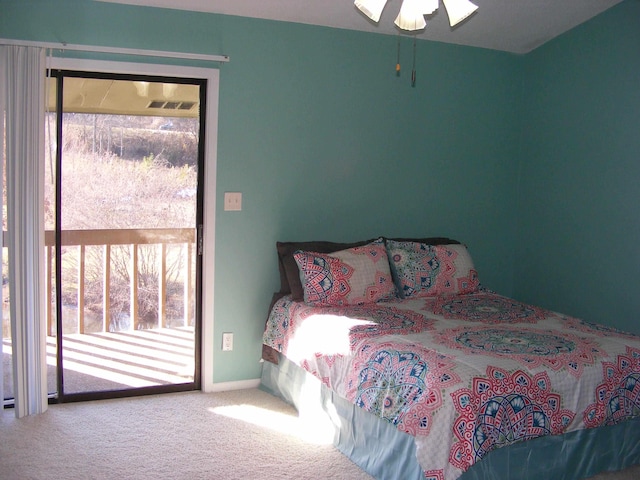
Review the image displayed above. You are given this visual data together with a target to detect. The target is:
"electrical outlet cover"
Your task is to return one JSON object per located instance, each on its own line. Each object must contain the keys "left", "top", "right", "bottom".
{"left": 222, "top": 332, "right": 234, "bottom": 351}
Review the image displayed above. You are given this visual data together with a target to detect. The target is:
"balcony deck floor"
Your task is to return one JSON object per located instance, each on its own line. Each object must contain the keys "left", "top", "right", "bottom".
{"left": 3, "top": 326, "right": 195, "bottom": 399}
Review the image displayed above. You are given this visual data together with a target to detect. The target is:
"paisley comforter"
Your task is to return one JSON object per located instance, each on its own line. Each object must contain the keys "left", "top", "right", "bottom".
{"left": 262, "top": 291, "right": 640, "bottom": 480}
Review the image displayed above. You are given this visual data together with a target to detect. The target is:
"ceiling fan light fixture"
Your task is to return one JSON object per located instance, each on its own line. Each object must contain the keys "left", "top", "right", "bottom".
{"left": 442, "top": 0, "right": 478, "bottom": 27}
{"left": 422, "top": 0, "right": 439, "bottom": 16}
{"left": 354, "top": 0, "right": 389, "bottom": 23}
{"left": 394, "top": 0, "right": 428, "bottom": 31}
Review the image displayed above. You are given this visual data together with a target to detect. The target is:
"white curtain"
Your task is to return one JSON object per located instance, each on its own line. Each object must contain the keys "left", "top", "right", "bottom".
{"left": 0, "top": 45, "right": 47, "bottom": 418}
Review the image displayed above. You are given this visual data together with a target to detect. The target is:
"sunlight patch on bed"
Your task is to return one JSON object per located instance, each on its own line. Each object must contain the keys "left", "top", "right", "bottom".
{"left": 287, "top": 314, "right": 374, "bottom": 361}
{"left": 209, "top": 402, "right": 335, "bottom": 445}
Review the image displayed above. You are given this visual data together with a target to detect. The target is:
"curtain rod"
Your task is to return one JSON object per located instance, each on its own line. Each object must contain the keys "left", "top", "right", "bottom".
{"left": 0, "top": 38, "right": 229, "bottom": 63}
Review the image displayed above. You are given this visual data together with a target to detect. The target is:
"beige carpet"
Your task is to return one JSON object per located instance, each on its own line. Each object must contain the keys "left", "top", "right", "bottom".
{"left": 1, "top": 388, "right": 638, "bottom": 480}
{"left": 1, "top": 388, "right": 373, "bottom": 480}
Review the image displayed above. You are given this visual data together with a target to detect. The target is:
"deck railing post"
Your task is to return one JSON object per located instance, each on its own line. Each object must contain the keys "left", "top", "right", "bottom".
{"left": 130, "top": 243, "right": 139, "bottom": 331}
{"left": 46, "top": 245, "right": 54, "bottom": 336}
{"left": 103, "top": 244, "right": 111, "bottom": 332}
{"left": 158, "top": 243, "right": 167, "bottom": 328}
{"left": 185, "top": 241, "right": 194, "bottom": 327}
{"left": 78, "top": 245, "right": 86, "bottom": 334}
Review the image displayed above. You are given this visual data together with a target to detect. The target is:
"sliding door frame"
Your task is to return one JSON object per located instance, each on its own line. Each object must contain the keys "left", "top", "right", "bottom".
{"left": 48, "top": 57, "right": 218, "bottom": 394}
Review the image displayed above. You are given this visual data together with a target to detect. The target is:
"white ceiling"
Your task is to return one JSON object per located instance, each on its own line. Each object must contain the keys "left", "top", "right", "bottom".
{"left": 98, "top": 0, "right": 623, "bottom": 54}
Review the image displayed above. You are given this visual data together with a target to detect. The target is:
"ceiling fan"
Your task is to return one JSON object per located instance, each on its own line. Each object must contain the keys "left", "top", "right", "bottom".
{"left": 354, "top": 0, "right": 478, "bottom": 31}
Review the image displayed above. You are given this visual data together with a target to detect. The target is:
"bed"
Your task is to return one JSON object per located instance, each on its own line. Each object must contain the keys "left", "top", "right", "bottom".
{"left": 260, "top": 237, "right": 640, "bottom": 480}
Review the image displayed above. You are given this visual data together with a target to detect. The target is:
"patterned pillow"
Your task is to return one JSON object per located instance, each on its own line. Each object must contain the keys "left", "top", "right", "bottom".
{"left": 432, "top": 244, "right": 480, "bottom": 295}
{"left": 385, "top": 240, "right": 439, "bottom": 298}
{"left": 293, "top": 239, "right": 397, "bottom": 306}
{"left": 386, "top": 240, "right": 480, "bottom": 298}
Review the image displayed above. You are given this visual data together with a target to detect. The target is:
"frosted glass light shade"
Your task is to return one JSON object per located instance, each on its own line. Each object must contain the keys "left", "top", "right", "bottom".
{"left": 394, "top": 0, "right": 427, "bottom": 31}
{"left": 422, "top": 0, "right": 439, "bottom": 15}
{"left": 354, "top": 0, "right": 389, "bottom": 23}
{"left": 442, "top": 0, "right": 478, "bottom": 27}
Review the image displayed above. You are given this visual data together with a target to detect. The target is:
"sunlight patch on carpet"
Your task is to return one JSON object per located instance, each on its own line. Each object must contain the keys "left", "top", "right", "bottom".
{"left": 209, "top": 403, "right": 335, "bottom": 445}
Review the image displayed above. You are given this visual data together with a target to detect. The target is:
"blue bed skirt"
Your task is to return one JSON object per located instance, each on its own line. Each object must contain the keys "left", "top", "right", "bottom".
{"left": 260, "top": 354, "right": 640, "bottom": 480}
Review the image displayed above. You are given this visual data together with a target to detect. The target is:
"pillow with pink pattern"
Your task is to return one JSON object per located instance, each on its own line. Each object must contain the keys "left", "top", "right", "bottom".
{"left": 386, "top": 240, "right": 480, "bottom": 298}
{"left": 293, "top": 239, "right": 397, "bottom": 306}
{"left": 431, "top": 244, "right": 480, "bottom": 295}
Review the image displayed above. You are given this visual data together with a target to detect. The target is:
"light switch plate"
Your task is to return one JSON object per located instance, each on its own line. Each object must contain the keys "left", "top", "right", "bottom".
{"left": 224, "top": 192, "right": 242, "bottom": 211}
{"left": 222, "top": 332, "right": 233, "bottom": 351}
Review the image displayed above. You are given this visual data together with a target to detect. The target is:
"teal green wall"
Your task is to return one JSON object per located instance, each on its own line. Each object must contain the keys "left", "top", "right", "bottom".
{"left": 514, "top": 0, "right": 640, "bottom": 334}
{"left": 2, "top": 0, "right": 524, "bottom": 383}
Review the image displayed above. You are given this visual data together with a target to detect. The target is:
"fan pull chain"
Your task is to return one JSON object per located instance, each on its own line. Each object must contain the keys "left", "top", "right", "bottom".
{"left": 411, "top": 35, "right": 417, "bottom": 87}
{"left": 396, "top": 36, "right": 401, "bottom": 76}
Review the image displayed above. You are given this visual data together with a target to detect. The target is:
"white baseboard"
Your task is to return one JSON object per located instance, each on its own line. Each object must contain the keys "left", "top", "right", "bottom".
{"left": 206, "top": 378, "right": 261, "bottom": 393}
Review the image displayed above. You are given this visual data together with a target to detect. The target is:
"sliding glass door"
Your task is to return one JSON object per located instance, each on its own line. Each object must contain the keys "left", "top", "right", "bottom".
{"left": 47, "top": 70, "right": 205, "bottom": 401}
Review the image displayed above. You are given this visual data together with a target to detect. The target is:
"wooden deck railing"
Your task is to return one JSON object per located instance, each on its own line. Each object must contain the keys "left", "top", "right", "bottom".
{"left": 2, "top": 228, "right": 195, "bottom": 335}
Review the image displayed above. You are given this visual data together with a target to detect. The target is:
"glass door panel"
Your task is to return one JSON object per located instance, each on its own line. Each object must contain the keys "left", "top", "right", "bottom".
{"left": 50, "top": 71, "right": 203, "bottom": 400}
